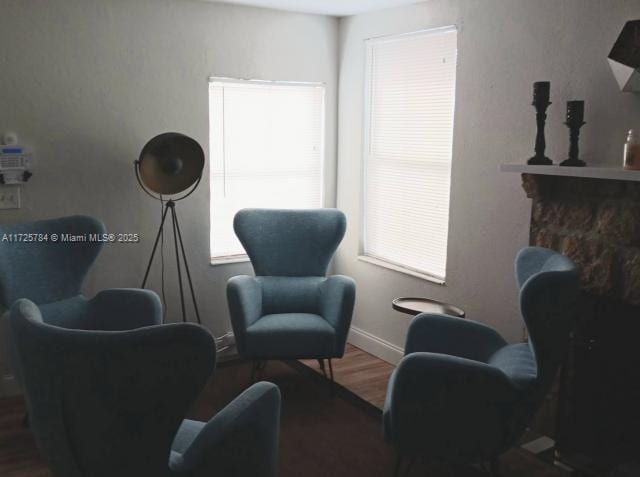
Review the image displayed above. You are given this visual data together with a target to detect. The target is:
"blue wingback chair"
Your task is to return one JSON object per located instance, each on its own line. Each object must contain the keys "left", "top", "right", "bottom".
{"left": 383, "top": 247, "right": 579, "bottom": 475}
{"left": 0, "top": 216, "right": 161, "bottom": 387}
{"left": 10, "top": 298, "right": 281, "bottom": 477}
{"left": 227, "top": 208, "right": 355, "bottom": 384}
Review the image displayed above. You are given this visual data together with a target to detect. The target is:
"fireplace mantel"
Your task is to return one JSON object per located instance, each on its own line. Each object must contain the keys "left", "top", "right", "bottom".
{"left": 501, "top": 167, "right": 640, "bottom": 304}
{"left": 500, "top": 163, "right": 640, "bottom": 182}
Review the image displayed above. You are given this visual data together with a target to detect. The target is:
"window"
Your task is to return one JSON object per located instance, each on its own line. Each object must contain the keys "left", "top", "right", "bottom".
{"left": 362, "top": 27, "right": 457, "bottom": 282}
{"left": 209, "top": 78, "right": 325, "bottom": 262}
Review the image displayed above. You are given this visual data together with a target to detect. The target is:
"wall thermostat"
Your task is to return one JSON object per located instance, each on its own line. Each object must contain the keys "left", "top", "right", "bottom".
{"left": 0, "top": 135, "right": 33, "bottom": 185}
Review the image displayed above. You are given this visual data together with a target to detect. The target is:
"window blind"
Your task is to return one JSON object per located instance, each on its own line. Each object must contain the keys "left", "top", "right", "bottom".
{"left": 363, "top": 27, "right": 457, "bottom": 281}
{"left": 209, "top": 79, "right": 325, "bottom": 260}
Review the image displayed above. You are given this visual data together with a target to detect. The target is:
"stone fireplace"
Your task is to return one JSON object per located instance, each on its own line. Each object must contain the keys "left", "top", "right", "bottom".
{"left": 506, "top": 165, "right": 640, "bottom": 472}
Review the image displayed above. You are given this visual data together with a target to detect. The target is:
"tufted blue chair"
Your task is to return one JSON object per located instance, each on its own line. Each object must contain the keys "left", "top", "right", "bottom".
{"left": 10, "top": 298, "right": 281, "bottom": 477}
{"left": 0, "top": 216, "right": 162, "bottom": 387}
{"left": 227, "top": 208, "right": 355, "bottom": 384}
{"left": 383, "top": 247, "right": 579, "bottom": 476}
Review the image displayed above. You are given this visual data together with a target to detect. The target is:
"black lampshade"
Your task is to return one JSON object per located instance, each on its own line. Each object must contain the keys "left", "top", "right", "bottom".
{"left": 137, "top": 133, "right": 204, "bottom": 196}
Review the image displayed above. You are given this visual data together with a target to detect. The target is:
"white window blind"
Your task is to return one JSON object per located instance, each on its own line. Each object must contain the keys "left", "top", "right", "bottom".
{"left": 209, "top": 79, "right": 325, "bottom": 260}
{"left": 362, "top": 27, "right": 457, "bottom": 281}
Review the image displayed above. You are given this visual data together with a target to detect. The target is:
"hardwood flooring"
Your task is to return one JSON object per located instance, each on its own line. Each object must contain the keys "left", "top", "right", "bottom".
{"left": 0, "top": 396, "right": 47, "bottom": 477}
{"left": 0, "top": 343, "right": 568, "bottom": 477}
{"left": 300, "top": 344, "right": 395, "bottom": 409}
{"left": 0, "top": 344, "right": 393, "bottom": 477}
{"left": 300, "top": 345, "right": 571, "bottom": 477}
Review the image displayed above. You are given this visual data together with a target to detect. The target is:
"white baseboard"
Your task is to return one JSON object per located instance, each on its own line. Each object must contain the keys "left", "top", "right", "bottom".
{"left": 347, "top": 326, "right": 403, "bottom": 365}
{"left": 0, "top": 374, "right": 21, "bottom": 398}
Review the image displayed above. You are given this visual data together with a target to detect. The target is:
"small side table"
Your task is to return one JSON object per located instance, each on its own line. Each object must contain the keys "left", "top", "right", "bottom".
{"left": 392, "top": 297, "right": 466, "bottom": 318}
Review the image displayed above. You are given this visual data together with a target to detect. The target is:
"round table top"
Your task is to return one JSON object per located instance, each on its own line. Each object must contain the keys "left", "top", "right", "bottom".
{"left": 392, "top": 297, "right": 466, "bottom": 318}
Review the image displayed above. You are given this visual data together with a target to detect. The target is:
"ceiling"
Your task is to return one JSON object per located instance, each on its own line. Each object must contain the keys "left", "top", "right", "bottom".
{"left": 206, "top": 0, "right": 421, "bottom": 17}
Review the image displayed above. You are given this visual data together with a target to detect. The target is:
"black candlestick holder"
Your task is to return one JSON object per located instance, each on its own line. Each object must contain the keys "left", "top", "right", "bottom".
{"left": 560, "top": 101, "right": 586, "bottom": 167}
{"left": 528, "top": 99, "right": 553, "bottom": 165}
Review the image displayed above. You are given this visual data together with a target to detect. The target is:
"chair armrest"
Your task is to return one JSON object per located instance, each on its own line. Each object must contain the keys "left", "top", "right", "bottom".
{"left": 384, "top": 352, "right": 521, "bottom": 458}
{"left": 85, "top": 289, "right": 162, "bottom": 331}
{"left": 227, "top": 275, "right": 263, "bottom": 353}
{"left": 405, "top": 313, "right": 508, "bottom": 362}
{"left": 320, "top": 275, "right": 356, "bottom": 355}
{"left": 171, "top": 381, "right": 281, "bottom": 477}
{"left": 2, "top": 296, "right": 91, "bottom": 385}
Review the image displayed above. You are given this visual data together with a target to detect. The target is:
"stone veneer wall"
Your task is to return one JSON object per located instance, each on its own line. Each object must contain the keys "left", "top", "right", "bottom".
{"left": 522, "top": 173, "right": 640, "bottom": 305}
{"left": 522, "top": 173, "right": 640, "bottom": 468}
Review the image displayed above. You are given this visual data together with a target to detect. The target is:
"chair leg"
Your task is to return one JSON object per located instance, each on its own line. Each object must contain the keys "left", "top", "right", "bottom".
{"left": 259, "top": 360, "right": 267, "bottom": 380}
{"left": 250, "top": 360, "right": 267, "bottom": 383}
{"left": 489, "top": 458, "right": 501, "bottom": 477}
{"left": 315, "top": 358, "right": 336, "bottom": 396}
{"left": 22, "top": 412, "right": 29, "bottom": 428}
{"left": 393, "top": 452, "right": 415, "bottom": 477}
{"left": 328, "top": 358, "right": 335, "bottom": 397}
{"left": 250, "top": 360, "right": 258, "bottom": 383}
{"left": 394, "top": 453, "right": 404, "bottom": 477}
{"left": 404, "top": 457, "right": 415, "bottom": 477}
{"left": 317, "top": 359, "right": 327, "bottom": 378}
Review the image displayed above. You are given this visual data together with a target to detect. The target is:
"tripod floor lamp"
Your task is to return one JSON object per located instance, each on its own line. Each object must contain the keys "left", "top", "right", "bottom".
{"left": 135, "top": 132, "right": 204, "bottom": 324}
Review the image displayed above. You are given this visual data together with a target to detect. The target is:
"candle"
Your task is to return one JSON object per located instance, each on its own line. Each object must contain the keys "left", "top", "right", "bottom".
{"left": 566, "top": 100, "right": 584, "bottom": 124}
{"left": 533, "top": 81, "right": 550, "bottom": 104}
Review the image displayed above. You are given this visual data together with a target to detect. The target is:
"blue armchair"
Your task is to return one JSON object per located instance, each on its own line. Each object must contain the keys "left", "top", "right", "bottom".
{"left": 383, "top": 247, "right": 579, "bottom": 476}
{"left": 10, "top": 298, "right": 281, "bottom": 477}
{"left": 227, "top": 208, "right": 355, "bottom": 384}
{"left": 0, "top": 216, "right": 161, "bottom": 387}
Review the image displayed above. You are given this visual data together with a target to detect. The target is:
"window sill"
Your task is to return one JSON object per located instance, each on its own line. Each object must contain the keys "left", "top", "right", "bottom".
{"left": 357, "top": 255, "right": 446, "bottom": 285}
{"left": 210, "top": 255, "right": 251, "bottom": 266}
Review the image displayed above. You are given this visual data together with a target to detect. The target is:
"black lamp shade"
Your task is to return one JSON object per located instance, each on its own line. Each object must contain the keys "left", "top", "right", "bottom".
{"left": 138, "top": 133, "right": 204, "bottom": 195}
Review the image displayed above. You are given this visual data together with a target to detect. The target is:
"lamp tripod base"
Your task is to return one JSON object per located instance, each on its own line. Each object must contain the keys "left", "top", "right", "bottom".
{"left": 141, "top": 201, "right": 201, "bottom": 324}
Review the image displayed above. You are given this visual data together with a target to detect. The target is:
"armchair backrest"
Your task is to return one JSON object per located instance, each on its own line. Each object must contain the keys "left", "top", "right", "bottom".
{"left": 10, "top": 299, "right": 216, "bottom": 477}
{"left": 234, "top": 208, "right": 346, "bottom": 277}
{"left": 0, "top": 216, "right": 105, "bottom": 308}
{"left": 516, "top": 247, "right": 579, "bottom": 388}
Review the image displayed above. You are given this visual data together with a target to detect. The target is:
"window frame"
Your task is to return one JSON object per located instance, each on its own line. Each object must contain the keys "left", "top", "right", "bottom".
{"left": 208, "top": 76, "right": 327, "bottom": 265}
{"left": 358, "top": 26, "right": 458, "bottom": 284}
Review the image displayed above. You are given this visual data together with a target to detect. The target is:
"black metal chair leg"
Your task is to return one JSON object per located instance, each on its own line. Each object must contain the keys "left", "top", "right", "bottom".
{"left": 489, "top": 458, "right": 501, "bottom": 477}
{"left": 404, "top": 457, "right": 415, "bottom": 477}
{"left": 317, "top": 359, "right": 327, "bottom": 378}
{"left": 250, "top": 360, "right": 257, "bottom": 383}
{"left": 393, "top": 453, "right": 415, "bottom": 477}
{"left": 328, "top": 358, "right": 335, "bottom": 397}
{"left": 258, "top": 360, "right": 267, "bottom": 380}
{"left": 250, "top": 360, "right": 269, "bottom": 383}
{"left": 394, "top": 453, "right": 404, "bottom": 477}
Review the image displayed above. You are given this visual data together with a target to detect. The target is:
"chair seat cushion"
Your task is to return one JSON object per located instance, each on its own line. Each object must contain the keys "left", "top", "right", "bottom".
{"left": 488, "top": 343, "right": 538, "bottom": 390}
{"left": 245, "top": 313, "right": 336, "bottom": 359}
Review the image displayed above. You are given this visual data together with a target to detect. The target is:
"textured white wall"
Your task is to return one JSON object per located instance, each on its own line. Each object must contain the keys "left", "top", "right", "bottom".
{"left": 0, "top": 0, "right": 338, "bottom": 339}
{"left": 336, "top": 0, "right": 640, "bottom": 359}
{"left": 2, "top": 0, "right": 640, "bottom": 374}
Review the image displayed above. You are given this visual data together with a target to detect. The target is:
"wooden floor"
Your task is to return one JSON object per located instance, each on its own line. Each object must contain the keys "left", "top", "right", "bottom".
{"left": 0, "top": 343, "right": 568, "bottom": 477}
{"left": 0, "top": 396, "right": 47, "bottom": 477}
{"left": 301, "top": 344, "right": 395, "bottom": 409}
{"left": 301, "top": 346, "right": 570, "bottom": 477}
{"left": 0, "top": 345, "right": 394, "bottom": 477}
